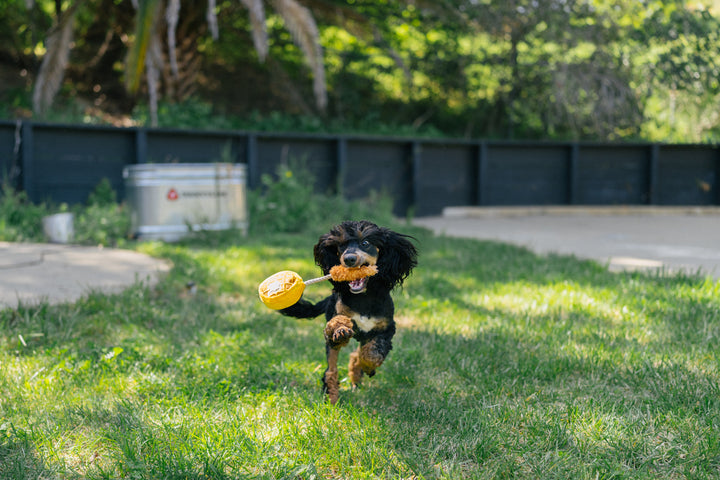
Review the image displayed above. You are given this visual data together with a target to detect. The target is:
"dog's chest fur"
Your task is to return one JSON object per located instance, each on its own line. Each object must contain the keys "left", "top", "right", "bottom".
{"left": 335, "top": 299, "right": 389, "bottom": 332}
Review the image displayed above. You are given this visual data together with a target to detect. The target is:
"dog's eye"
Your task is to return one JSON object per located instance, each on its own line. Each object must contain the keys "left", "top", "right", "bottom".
{"left": 361, "top": 240, "right": 370, "bottom": 248}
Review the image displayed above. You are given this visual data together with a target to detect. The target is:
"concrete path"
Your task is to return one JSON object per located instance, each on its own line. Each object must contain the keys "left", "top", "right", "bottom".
{"left": 413, "top": 206, "right": 720, "bottom": 279}
{"left": 2, "top": 206, "right": 718, "bottom": 309}
{"left": 0, "top": 242, "right": 170, "bottom": 308}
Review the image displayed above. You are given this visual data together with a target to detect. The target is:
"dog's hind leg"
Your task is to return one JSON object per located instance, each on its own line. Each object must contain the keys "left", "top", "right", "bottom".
{"left": 348, "top": 348, "right": 363, "bottom": 387}
{"left": 348, "top": 334, "right": 393, "bottom": 388}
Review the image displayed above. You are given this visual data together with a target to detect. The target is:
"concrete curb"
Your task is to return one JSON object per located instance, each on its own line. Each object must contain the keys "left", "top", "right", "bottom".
{"left": 442, "top": 205, "right": 720, "bottom": 218}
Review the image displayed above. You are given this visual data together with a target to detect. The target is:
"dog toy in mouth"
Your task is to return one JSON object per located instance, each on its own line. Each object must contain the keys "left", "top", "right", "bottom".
{"left": 258, "top": 264, "right": 378, "bottom": 310}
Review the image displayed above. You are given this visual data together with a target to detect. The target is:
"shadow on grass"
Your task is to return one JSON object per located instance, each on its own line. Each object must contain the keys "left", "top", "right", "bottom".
{"left": 0, "top": 428, "right": 55, "bottom": 480}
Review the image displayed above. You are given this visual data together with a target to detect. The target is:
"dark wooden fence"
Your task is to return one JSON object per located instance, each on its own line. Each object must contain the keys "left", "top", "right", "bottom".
{"left": 2, "top": 120, "right": 719, "bottom": 217}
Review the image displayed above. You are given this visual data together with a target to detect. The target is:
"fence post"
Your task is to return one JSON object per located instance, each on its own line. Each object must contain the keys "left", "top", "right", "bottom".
{"left": 20, "top": 121, "right": 34, "bottom": 200}
{"left": 336, "top": 137, "right": 347, "bottom": 195}
{"left": 246, "top": 133, "right": 258, "bottom": 189}
{"left": 716, "top": 146, "right": 720, "bottom": 205}
{"left": 648, "top": 144, "right": 659, "bottom": 205}
{"left": 134, "top": 127, "right": 147, "bottom": 164}
{"left": 476, "top": 141, "right": 488, "bottom": 206}
{"left": 411, "top": 141, "right": 421, "bottom": 213}
{"left": 568, "top": 143, "right": 579, "bottom": 205}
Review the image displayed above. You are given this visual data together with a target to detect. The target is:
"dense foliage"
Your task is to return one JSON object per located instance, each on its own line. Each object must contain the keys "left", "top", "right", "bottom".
{"left": 2, "top": 0, "right": 720, "bottom": 141}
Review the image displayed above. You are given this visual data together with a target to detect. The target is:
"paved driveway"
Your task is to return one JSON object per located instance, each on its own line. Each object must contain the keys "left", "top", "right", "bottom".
{"left": 0, "top": 242, "right": 170, "bottom": 308}
{"left": 413, "top": 207, "right": 720, "bottom": 279}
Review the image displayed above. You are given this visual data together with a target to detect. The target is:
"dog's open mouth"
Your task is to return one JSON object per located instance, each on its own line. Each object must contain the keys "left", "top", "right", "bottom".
{"left": 348, "top": 276, "right": 368, "bottom": 294}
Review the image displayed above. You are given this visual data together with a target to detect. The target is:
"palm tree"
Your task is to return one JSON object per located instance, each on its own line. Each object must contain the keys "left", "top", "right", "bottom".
{"left": 32, "top": 0, "right": 84, "bottom": 115}
{"left": 30, "top": 0, "right": 327, "bottom": 126}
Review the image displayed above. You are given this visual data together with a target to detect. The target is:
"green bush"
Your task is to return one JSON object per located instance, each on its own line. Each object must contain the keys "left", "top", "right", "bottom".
{"left": 71, "top": 179, "right": 131, "bottom": 247}
{"left": 248, "top": 160, "right": 397, "bottom": 235}
{"left": 248, "top": 160, "right": 322, "bottom": 234}
{"left": 0, "top": 179, "right": 130, "bottom": 246}
{"left": 0, "top": 181, "right": 48, "bottom": 242}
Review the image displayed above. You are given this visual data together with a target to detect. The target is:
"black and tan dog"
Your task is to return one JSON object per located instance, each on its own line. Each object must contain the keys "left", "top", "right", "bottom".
{"left": 280, "top": 220, "right": 418, "bottom": 404}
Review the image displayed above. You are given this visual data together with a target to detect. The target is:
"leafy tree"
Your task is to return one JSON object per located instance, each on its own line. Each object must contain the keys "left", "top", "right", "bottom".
{"left": 633, "top": 1, "right": 720, "bottom": 140}
{"left": 4, "top": 0, "right": 720, "bottom": 141}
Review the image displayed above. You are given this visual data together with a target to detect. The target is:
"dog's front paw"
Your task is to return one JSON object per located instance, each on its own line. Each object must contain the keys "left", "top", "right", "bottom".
{"left": 332, "top": 325, "right": 353, "bottom": 343}
{"left": 325, "top": 315, "right": 354, "bottom": 348}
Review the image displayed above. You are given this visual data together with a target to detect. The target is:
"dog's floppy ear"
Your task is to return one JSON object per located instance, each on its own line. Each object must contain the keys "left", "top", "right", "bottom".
{"left": 314, "top": 233, "right": 340, "bottom": 274}
{"left": 377, "top": 228, "right": 418, "bottom": 289}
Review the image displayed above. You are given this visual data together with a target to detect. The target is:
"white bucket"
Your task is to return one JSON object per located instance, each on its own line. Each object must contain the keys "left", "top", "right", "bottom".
{"left": 42, "top": 213, "right": 75, "bottom": 244}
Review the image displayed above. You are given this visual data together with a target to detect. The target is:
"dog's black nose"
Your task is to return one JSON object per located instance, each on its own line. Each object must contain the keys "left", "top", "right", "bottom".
{"left": 342, "top": 253, "right": 359, "bottom": 267}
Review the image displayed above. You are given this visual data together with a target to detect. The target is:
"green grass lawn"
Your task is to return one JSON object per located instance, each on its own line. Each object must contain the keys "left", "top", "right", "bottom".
{"left": 1, "top": 225, "right": 719, "bottom": 479}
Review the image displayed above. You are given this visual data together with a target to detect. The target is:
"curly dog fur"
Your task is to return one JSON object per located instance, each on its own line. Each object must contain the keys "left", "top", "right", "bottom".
{"left": 280, "top": 220, "right": 418, "bottom": 404}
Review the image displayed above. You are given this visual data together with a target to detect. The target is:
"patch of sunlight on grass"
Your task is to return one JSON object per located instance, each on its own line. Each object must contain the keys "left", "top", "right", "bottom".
{"left": 472, "top": 281, "right": 656, "bottom": 338}
{"left": 1, "top": 353, "right": 48, "bottom": 384}
{"left": 569, "top": 408, "right": 633, "bottom": 450}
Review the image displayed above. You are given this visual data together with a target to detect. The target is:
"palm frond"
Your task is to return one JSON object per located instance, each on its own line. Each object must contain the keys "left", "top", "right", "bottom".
{"left": 271, "top": 0, "right": 327, "bottom": 110}
{"left": 32, "top": 1, "right": 82, "bottom": 114}
{"left": 240, "top": 0, "right": 268, "bottom": 62}
{"left": 125, "top": 0, "right": 163, "bottom": 94}
{"left": 165, "top": 0, "right": 181, "bottom": 78}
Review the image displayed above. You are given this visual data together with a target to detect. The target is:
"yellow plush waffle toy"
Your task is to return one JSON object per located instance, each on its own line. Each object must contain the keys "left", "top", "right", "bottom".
{"left": 258, "top": 265, "right": 378, "bottom": 310}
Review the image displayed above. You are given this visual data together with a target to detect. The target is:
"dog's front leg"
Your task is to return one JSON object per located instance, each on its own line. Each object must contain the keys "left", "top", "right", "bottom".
{"left": 322, "top": 315, "right": 354, "bottom": 404}
{"left": 322, "top": 346, "right": 341, "bottom": 404}
{"left": 324, "top": 314, "right": 354, "bottom": 348}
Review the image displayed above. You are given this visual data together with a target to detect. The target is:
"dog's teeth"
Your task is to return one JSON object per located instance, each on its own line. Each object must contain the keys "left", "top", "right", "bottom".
{"left": 349, "top": 278, "right": 366, "bottom": 291}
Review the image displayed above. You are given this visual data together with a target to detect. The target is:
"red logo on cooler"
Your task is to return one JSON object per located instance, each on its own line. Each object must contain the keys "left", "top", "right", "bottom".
{"left": 167, "top": 188, "right": 179, "bottom": 201}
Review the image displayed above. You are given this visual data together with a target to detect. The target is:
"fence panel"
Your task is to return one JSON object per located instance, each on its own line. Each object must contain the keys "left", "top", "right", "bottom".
{"left": 145, "top": 130, "right": 243, "bottom": 165}
{"left": 575, "top": 145, "right": 650, "bottom": 205}
{"left": 485, "top": 144, "right": 570, "bottom": 205}
{"left": 655, "top": 146, "right": 718, "bottom": 205}
{"left": 344, "top": 140, "right": 413, "bottom": 215}
{"left": 415, "top": 143, "right": 476, "bottom": 215}
{"left": 27, "top": 125, "right": 135, "bottom": 204}
{"left": 254, "top": 136, "right": 337, "bottom": 193}
{"left": 3, "top": 121, "right": 720, "bottom": 216}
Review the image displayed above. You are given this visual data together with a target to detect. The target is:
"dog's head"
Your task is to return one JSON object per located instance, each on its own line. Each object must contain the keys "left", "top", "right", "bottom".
{"left": 314, "top": 220, "right": 418, "bottom": 293}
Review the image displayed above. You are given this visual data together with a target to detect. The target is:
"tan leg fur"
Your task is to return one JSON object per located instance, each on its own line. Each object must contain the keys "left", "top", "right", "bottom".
{"left": 348, "top": 340, "right": 386, "bottom": 387}
{"left": 324, "top": 314, "right": 354, "bottom": 348}
{"left": 324, "top": 348, "right": 340, "bottom": 404}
